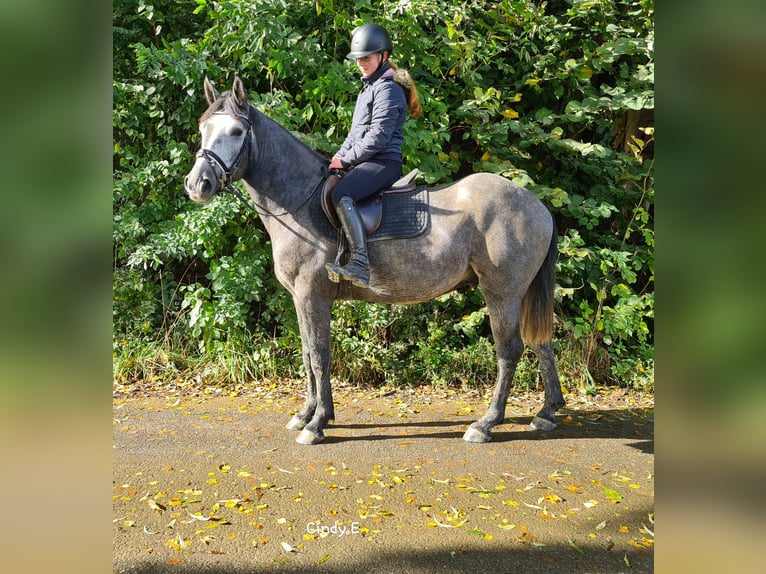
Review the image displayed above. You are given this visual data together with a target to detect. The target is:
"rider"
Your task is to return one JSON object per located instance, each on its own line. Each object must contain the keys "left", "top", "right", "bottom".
{"left": 326, "top": 23, "right": 422, "bottom": 288}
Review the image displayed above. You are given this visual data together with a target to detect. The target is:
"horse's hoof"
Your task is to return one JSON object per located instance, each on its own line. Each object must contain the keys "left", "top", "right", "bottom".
{"left": 463, "top": 426, "right": 492, "bottom": 443}
{"left": 286, "top": 416, "right": 307, "bottom": 431}
{"left": 296, "top": 429, "right": 324, "bottom": 445}
{"left": 530, "top": 416, "right": 557, "bottom": 431}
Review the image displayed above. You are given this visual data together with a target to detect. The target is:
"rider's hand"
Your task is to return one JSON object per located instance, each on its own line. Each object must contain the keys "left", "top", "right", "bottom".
{"left": 329, "top": 157, "right": 345, "bottom": 170}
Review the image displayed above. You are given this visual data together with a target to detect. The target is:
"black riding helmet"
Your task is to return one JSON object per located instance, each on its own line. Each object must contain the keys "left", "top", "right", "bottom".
{"left": 346, "top": 23, "right": 393, "bottom": 60}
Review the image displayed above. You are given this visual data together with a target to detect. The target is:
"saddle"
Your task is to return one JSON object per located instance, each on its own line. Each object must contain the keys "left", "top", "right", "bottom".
{"left": 320, "top": 169, "right": 420, "bottom": 234}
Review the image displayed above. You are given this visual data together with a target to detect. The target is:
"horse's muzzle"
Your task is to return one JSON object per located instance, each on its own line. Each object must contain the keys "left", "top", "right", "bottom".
{"left": 184, "top": 159, "right": 220, "bottom": 204}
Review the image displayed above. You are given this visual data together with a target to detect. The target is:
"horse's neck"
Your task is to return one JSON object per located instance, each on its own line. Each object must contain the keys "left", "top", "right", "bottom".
{"left": 243, "top": 111, "right": 325, "bottom": 214}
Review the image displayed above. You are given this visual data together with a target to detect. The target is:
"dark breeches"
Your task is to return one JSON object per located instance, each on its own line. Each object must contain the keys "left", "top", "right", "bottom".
{"left": 332, "top": 159, "right": 402, "bottom": 206}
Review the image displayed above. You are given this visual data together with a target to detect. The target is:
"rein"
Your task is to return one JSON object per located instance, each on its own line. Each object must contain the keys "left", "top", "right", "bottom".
{"left": 196, "top": 111, "right": 324, "bottom": 217}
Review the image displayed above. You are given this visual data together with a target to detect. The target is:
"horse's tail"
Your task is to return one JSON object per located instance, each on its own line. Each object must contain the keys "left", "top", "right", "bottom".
{"left": 520, "top": 213, "right": 558, "bottom": 347}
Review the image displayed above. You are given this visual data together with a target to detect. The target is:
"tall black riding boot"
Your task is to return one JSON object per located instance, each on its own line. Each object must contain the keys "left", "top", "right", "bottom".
{"left": 333, "top": 196, "right": 370, "bottom": 288}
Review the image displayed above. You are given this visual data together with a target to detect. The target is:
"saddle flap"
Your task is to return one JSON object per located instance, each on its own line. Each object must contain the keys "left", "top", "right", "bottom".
{"left": 320, "top": 173, "right": 343, "bottom": 228}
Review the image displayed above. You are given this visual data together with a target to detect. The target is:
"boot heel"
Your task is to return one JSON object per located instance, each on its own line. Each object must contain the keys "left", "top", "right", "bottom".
{"left": 325, "top": 263, "right": 341, "bottom": 283}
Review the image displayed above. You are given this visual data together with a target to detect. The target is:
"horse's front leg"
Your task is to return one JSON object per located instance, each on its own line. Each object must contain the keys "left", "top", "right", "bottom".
{"left": 290, "top": 296, "right": 334, "bottom": 445}
{"left": 529, "top": 341, "right": 565, "bottom": 431}
{"left": 286, "top": 343, "right": 317, "bottom": 431}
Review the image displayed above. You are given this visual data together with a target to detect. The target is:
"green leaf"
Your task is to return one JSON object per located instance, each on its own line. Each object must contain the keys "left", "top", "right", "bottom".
{"left": 603, "top": 488, "right": 623, "bottom": 501}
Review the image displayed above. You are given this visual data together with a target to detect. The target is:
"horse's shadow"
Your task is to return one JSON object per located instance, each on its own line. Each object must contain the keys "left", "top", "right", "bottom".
{"left": 325, "top": 408, "right": 654, "bottom": 453}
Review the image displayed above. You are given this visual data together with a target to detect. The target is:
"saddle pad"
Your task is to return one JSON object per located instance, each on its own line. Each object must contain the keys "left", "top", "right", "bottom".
{"left": 313, "top": 185, "right": 430, "bottom": 243}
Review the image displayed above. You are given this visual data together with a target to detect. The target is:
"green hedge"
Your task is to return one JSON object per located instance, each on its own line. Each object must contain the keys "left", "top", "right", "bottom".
{"left": 113, "top": 0, "right": 654, "bottom": 391}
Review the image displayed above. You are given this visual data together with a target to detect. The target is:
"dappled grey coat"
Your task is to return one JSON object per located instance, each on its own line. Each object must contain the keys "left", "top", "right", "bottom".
{"left": 335, "top": 63, "right": 407, "bottom": 167}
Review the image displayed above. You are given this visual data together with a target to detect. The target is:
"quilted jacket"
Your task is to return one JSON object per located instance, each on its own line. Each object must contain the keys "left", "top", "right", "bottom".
{"left": 335, "top": 63, "right": 407, "bottom": 167}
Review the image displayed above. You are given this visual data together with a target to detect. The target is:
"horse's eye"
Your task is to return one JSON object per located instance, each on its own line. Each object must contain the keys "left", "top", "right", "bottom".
{"left": 232, "top": 128, "right": 243, "bottom": 137}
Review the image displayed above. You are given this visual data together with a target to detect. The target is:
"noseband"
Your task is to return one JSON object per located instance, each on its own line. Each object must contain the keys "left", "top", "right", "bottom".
{"left": 194, "top": 112, "right": 254, "bottom": 207}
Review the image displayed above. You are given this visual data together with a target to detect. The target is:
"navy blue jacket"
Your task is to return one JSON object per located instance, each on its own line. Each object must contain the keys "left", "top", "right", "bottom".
{"left": 335, "top": 64, "right": 407, "bottom": 167}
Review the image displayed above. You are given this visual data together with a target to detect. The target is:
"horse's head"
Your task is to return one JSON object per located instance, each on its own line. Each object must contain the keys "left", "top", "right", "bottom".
{"left": 184, "top": 76, "right": 254, "bottom": 204}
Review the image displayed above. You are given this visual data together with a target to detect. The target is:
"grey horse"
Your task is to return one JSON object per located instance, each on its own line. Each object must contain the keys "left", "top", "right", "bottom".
{"left": 184, "top": 76, "right": 565, "bottom": 445}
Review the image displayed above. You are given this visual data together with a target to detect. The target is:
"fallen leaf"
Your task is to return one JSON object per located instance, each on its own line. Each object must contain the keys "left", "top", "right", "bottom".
{"left": 603, "top": 488, "right": 622, "bottom": 502}
{"left": 281, "top": 541, "right": 296, "bottom": 553}
{"left": 568, "top": 538, "right": 585, "bottom": 555}
{"left": 148, "top": 500, "right": 166, "bottom": 513}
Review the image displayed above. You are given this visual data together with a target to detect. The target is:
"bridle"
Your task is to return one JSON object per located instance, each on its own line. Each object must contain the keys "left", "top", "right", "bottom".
{"left": 190, "top": 110, "right": 325, "bottom": 217}
{"left": 190, "top": 112, "right": 255, "bottom": 209}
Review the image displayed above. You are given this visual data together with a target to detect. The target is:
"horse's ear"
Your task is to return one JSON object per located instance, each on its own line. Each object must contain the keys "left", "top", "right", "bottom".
{"left": 232, "top": 76, "right": 248, "bottom": 106}
{"left": 204, "top": 76, "right": 219, "bottom": 105}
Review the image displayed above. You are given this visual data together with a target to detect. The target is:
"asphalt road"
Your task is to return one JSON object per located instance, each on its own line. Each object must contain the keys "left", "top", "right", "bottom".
{"left": 113, "top": 382, "right": 654, "bottom": 573}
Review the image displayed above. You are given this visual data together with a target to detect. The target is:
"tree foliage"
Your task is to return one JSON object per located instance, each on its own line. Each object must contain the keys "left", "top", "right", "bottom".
{"left": 113, "top": 0, "right": 654, "bottom": 390}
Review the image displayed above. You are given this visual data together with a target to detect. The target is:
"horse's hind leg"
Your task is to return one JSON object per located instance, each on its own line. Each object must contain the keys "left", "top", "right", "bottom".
{"left": 529, "top": 341, "right": 565, "bottom": 431}
{"left": 463, "top": 300, "right": 524, "bottom": 443}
